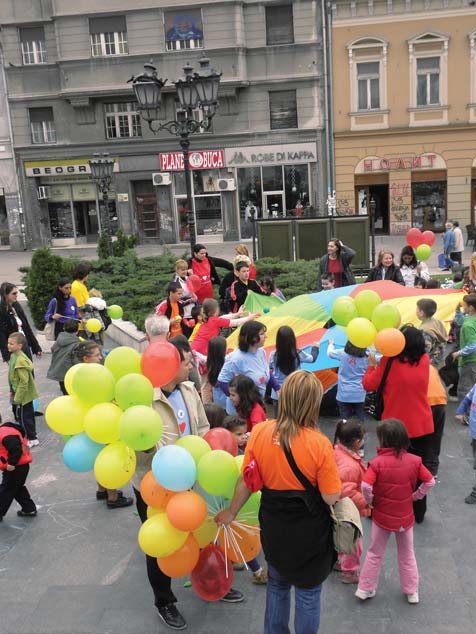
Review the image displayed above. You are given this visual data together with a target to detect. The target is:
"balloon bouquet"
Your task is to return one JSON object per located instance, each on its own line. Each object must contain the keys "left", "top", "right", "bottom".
{"left": 44, "top": 338, "right": 260, "bottom": 602}
{"left": 405, "top": 228, "right": 436, "bottom": 262}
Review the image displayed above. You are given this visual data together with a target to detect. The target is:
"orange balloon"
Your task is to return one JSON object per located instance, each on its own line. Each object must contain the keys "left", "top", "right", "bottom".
{"left": 374, "top": 328, "right": 406, "bottom": 357}
{"left": 193, "top": 517, "right": 218, "bottom": 548}
{"left": 140, "top": 470, "right": 176, "bottom": 509}
{"left": 217, "top": 522, "right": 261, "bottom": 563}
{"left": 157, "top": 534, "right": 200, "bottom": 578}
{"left": 166, "top": 491, "right": 207, "bottom": 532}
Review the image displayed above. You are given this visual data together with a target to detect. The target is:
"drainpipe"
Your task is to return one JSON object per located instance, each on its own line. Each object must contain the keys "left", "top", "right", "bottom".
{"left": 320, "top": 0, "right": 335, "bottom": 201}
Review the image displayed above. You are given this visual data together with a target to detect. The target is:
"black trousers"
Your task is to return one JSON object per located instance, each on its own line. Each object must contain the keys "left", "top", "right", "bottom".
{"left": 408, "top": 433, "right": 433, "bottom": 523}
{"left": 427, "top": 405, "right": 446, "bottom": 477}
{"left": 450, "top": 252, "right": 462, "bottom": 264}
{"left": 133, "top": 487, "right": 176, "bottom": 608}
{"left": 12, "top": 401, "right": 37, "bottom": 440}
{"left": 59, "top": 381, "right": 68, "bottom": 395}
{"left": 0, "top": 464, "right": 36, "bottom": 517}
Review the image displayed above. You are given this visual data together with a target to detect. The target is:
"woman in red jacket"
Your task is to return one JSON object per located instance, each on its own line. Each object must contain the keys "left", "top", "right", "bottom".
{"left": 362, "top": 326, "right": 434, "bottom": 522}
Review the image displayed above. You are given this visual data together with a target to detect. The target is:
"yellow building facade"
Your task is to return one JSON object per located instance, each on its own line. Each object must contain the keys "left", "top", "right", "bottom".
{"left": 331, "top": 0, "right": 476, "bottom": 235}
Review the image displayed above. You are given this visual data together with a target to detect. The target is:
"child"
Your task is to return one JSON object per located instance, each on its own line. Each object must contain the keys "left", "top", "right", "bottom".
{"left": 320, "top": 273, "right": 335, "bottom": 290}
{"left": 269, "top": 326, "right": 319, "bottom": 415}
{"left": 205, "top": 336, "right": 227, "bottom": 408}
{"left": 414, "top": 276, "right": 427, "bottom": 289}
{"left": 226, "top": 261, "right": 270, "bottom": 313}
{"left": 426, "top": 278, "right": 441, "bottom": 289}
{"left": 47, "top": 318, "right": 80, "bottom": 395}
{"left": 188, "top": 305, "right": 203, "bottom": 342}
{"left": 455, "top": 383, "right": 476, "bottom": 502}
{"left": 173, "top": 258, "right": 197, "bottom": 322}
{"left": 327, "top": 339, "right": 368, "bottom": 422}
{"left": 203, "top": 403, "right": 227, "bottom": 429}
{"left": 155, "top": 282, "right": 191, "bottom": 338}
{"left": 453, "top": 293, "right": 476, "bottom": 402}
{"left": 261, "top": 276, "right": 285, "bottom": 301}
{"left": 0, "top": 412, "right": 36, "bottom": 521}
{"left": 228, "top": 375, "right": 266, "bottom": 432}
{"left": 416, "top": 298, "right": 447, "bottom": 368}
{"left": 8, "top": 333, "right": 39, "bottom": 447}
{"left": 83, "top": 288, "right": 111, "bottom": 344}
{"left": 333, "top": 419, "right": 371, "bottom": 584}
{"left": 355, "top": 419, "right": 435, "bottom": 604}
{"left": 223, "top": 415, "right": 248, "bottom": 454}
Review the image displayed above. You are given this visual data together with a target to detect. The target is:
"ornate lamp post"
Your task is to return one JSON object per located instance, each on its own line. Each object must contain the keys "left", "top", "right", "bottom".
{"left": 129, "top": 56, "right": 221, "bottom": 251}
{"left": 89, "top": 152, "right": 115, "bottom": 256}
{"left": 369, "top": 196, "right": 377, "bottom": 267}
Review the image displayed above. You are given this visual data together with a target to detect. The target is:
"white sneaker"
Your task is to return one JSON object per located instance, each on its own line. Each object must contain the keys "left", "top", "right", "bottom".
{"left": 407, "top": 592, "right": 419, "bottom": 604}
{"left": 355, "top": 588, "right": 376, "bottom": 600}
{"left": 28, "top": 439, "right": 39, "bottom": 448}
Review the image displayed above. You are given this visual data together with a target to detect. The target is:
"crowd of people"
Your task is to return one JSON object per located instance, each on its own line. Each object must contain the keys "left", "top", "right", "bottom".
{"left": 1, "top": 237, "right": 476, "bottom": 633}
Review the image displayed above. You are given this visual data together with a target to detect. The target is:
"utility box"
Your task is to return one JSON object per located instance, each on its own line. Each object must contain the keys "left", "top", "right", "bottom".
{"left": 295, "top": 218, "right": 332, "bottom": 260}
{"left": 257, "top": 220, "right": 293, "bottom": 260}
{"left": 331, "top": 216, "right": 370, "bottom": 268}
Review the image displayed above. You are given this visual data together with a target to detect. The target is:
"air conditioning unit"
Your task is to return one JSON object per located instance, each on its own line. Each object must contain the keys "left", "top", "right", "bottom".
{"left": 152, "top": 172, "right": 172, "bottom": 186}
{"left": 217, "top": 178, "right": 236, "bottom": 192}
{"left": 37, "top": 186, "right": 48, "bottom": 200}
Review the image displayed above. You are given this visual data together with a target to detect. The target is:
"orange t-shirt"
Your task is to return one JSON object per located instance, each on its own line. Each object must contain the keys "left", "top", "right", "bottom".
{"left": 427, "top": 364, "right": 447, "bottom": 406}
{"left": 169, "top": 302, "right": 183, "bottom": 338}
{"left": 243, "top": 420, "right": 341, "bottom": 495}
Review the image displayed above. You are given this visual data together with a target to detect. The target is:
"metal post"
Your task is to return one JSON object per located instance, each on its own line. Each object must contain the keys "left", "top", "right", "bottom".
{"left": 370, "top": 197, "right": 376, "bottom": 267}
{"left": 251, "top": 207, "right": 257, "bottom": 261}
{"left": 101, "top": 187, "right": 113, "bottom": 256}
{"left": 180, "top": 136, "right": 196, "bottom": 251}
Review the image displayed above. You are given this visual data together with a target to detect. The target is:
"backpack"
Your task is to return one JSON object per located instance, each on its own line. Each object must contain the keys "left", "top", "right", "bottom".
{"left": 329, "top": 497, "right": 363, "bottom": 554}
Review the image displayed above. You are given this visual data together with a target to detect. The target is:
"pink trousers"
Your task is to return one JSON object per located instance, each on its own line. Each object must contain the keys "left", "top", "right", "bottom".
{"left": 358, "top": 522, "right": 419, "bottom": 594}
{"left": 339, "top": 537, "right": 363, "bottom": 573}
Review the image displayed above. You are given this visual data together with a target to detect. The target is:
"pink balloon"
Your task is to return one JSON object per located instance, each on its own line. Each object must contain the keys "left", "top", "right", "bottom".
{"left": 191, "top": 544, "right": 233, "bottom": 601}
{"left": 204, "top": 428, "right": 238, "bottom": 457}
{"left": 140, "top": 342, "right": 180, "bottom": 387}
{"left": 421, "top": 230, "right": 436, "bottom": 247}
{"left": 406, "top": 228, "right": 422, "bottom": 249}
{"left": 186, "top": 274, "right": 201, "bottom": 293}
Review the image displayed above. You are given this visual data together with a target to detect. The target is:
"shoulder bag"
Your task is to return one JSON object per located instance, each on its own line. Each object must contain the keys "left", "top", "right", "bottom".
{"left": 43, "top": 299, "right": 56, "bottom": 341}
{"left": 364, "top": 357, "right": 394, "bottom": 421}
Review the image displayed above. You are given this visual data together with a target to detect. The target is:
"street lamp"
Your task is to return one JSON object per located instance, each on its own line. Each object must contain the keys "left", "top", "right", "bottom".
{"left": 369, "top": 196, "right": 376, "bottom": 267}
{"left": 129, "top": 56, "right": 221, "bottom": 251}
{"left": 89, "top": 152, "right": 115, "bottom": 256}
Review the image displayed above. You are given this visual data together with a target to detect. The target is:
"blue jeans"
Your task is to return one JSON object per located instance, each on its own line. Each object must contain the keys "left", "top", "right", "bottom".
{"left": 337, "top": 401, "right": 365, "bottom": 422}
{"left": 264, "top": 564, "right": 322, "bottom": 634}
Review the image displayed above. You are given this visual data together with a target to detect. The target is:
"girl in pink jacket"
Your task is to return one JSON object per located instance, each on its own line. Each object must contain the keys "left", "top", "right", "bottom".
{"left": 333, "top": 419, "right": 371, "bottom": 584}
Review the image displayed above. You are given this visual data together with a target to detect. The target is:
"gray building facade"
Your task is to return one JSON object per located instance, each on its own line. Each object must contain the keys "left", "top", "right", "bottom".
{"left": 0, "top": 0, "right": 327, "bottom": 248}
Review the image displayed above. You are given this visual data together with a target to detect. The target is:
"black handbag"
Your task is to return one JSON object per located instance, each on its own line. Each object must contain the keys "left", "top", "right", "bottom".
{"left": 364, "top": 358, "right": 394, "bottom": 421}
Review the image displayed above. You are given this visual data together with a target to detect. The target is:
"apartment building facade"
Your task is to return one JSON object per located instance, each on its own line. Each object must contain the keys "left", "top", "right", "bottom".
{"left": 0, "top": 0, "right": 326, "bottom": 248}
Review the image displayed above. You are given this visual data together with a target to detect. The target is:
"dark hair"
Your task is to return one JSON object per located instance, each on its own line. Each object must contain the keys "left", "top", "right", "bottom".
{"left": 261, "top": 276, "right": 275, "bottom": 292}
{"left": 399, "top": 325, "right": 426, "bottom": 365}
{"left": 75, "top": 340, "right": 101, "bottom": 363}
{"left": 206, "top": 336, "right": 227, "bottom": 387}
{"left": 426, "top": 278, "right": 440, "bottom": 289}
{"left": 203, "top": 403, "right": 227, "bottom": 428}
{"left": 63, "top": 318, "right": 79, "bottom": 334}
{"left": 376, "top": 418, "right": 409, "bottom": 456}
{"left": 193, "top": 243, "right": 206, "bottom": 255}
{"left": 235, "top": 260, "right": 249, "bottom": 272}
{"left": 223, "top": 415, "right": 247, "bottom": 433}
{"left": 453, "top": 272, "right": 463, "bottom": 284}
{"left": 191, "top": 305, "right": 202, "bottom": 322}
{"left": 72, "top": 262, "right": 91, "bottom": 281}
{"left": 54, "top": 278, "right": 72, "bottom": 315}
{"left": 166, "top": 281, "right": 182, "bottom": 295}
{"left": 229, "top": 374, "right": 263, "bottom": 419}
{"left": 399, "top": 245, "right": 417, "bottom": 268}
{"left": 328, "top": 238, "right": 341, "bottom": 256}
{"left": 414, "top": 276, "right": 427, "bottom": 288}
{"left": 168, "top": 337, "right": 186, "bottom": 362}
{"left": 238, "top": 320, "right": 266, "bottom": 352}
{"left": 452, "top": 220, "right": 459, "bottom": 227}
{"left": 463, "top": 293, "right": 476, "bottom": 311}
{"left": 334, "top": 418, "right": 364, "bottom": 448}
{"left": 416, "top": 298, "right": 437, "bottom": 318}
{"left": 275, "top": 326, "right": 300, "bottom": 375}
{"left": 321, "top": 273, "right": 335, "bottom": 284}
{"left": 0, "top": 282, "right": 17, "bottom": 306}
{"left": 344, "top": 341, "right": 368, "bottom": 357}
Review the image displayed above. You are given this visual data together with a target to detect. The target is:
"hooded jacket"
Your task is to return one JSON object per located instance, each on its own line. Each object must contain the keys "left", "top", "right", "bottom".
{"left": 47, "top": 332, "right": 80, "bottom": 381}
{"left": 0, "top": 422, "right": 32, "bottom": 469}
{"left": 8, "top": 351, "right": 38, "bottom": 405}
{"left": 333, "top": 443, "right": 371, "bottom": 517}
{"left": 419, "top": 317, "right": 448, "bottom": 368}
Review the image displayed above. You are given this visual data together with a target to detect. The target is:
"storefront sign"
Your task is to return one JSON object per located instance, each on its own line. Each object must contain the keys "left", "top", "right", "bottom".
{"left": 159, "top": 150, "right": 225, "bottom": 171}
{"left": 72, "top": 183, "right": 97, "bottom": 201}
{"left": 225, "top": 143, "right": 317, "bottom": 167}
{"left": 24, "top": 158, "right": 119, "bottom": 177}
{"left": 361, "top": 153, "right": 442, "bottom": 172}
{"left": 47, "top": 184, "right": 70, "bottom": 202}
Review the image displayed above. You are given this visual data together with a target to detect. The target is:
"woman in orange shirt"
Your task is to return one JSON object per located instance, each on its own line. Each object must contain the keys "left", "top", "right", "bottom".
{"left": 216, "top": 371, "right": 341, "bottom": 634}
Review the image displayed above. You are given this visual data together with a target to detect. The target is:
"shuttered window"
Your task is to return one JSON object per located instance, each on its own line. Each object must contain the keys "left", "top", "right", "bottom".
{"left": 29, "top": 107, "right": 56, "bottom": 144}
{"left": 266, "top": 5, "right": 294, "bottom": 45}
{"left": 269, "top": 91, "right": 298, "bottom": 129}
{"left": 89, "top": 16, "right": 128, "bottom": 56}
{"left": 20, "top": 26, "right": 47, "bottom": 64}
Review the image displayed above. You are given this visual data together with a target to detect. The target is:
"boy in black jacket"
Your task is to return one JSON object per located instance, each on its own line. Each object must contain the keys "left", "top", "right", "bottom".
{"left": 227, "top": 261, "right": 270, "bottom": 313}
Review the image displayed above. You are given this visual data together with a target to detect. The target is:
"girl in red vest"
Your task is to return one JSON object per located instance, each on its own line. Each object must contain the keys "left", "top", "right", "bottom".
{"left": 355, "top": 419, "right": 435, "bottom": 604}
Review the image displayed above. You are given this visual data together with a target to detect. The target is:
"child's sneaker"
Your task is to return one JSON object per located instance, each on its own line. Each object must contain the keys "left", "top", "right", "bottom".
{"left": 407, "top": 592, "right": 419, "bottom": 604}
{"left": 232, "top": 562, "right": 245, "bottom": 571}
{"left": 341, "top": 571, "right": 359, "bottom": 584}
{"left": 355, "top": 588, "right": 376, "bottom": 600}
{"left": 28, "top": 439, "right": 39, "bottom": 447}
{"left": 252, "top": 568, "right": 268, "bottom": 585}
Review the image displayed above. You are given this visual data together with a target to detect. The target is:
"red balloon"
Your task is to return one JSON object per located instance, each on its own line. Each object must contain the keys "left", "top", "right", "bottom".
{"left": 140, "top": 342, "right": 181, "bottom": 387}
{"left": 186, "top": 274, "right": 202, "bottom": 293}
{"left": 406, "top": 228, "right": 422, "bottom": 249}
{"left": 191, "top": 544, "right": 233, "bottom": 601}
{"left": 204, "top": 428, "right": 238, "bottom": 457}
{"left": 421, "top": 230, "right": 436, "bottom": 247}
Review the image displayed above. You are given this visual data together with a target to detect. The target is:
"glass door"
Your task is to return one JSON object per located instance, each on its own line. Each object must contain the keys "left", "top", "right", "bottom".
{"left": 264, "top": 192, "right": 285, "bottom": 218}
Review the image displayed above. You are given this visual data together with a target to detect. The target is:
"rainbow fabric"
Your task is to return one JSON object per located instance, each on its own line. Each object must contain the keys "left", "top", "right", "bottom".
{"left": 227, "top": 280, "right": 464, "bottom": 371}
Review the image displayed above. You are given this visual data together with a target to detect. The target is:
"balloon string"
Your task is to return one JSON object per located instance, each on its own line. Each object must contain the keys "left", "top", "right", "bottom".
{"left": 225, "top": 525, "right": 248, "bottom": 568}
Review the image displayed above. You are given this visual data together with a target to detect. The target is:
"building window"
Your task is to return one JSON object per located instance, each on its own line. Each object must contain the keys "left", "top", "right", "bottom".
{"left": 104, "top": 103, "right": 141, "bottom": 138}
{"left": 29, "top": 107, "right": 56, "bottom": 144}
{"left": 89, "top": 16, "right": 128, "bottom": 57}
{"left": 20, "top": 26, "right": 47, "bottom": 64}
{"left": 357, "top": 62, "right": 380, "bottom": 110}
{"left": 269, "top": 90, "right": 298, "bottom": 130}
{"left": 164, "top": 10, "right": 203, "bottom": 51}
{"left": 416, "top": 57, "right": 440, "bottom": 106}
{"left": 266, "top": 5, "right": 294, "bottom": 45}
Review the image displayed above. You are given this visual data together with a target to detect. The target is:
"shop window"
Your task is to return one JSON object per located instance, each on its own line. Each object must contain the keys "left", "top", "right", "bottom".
{"left": 48, "top": 203, "right": 74, "bottom": 238}
{"left": 412, "top": 181, "right": 446, "bottom": 232}
{"left": 347, "top": 37, "right": 387, "bottom": 125}
{"left": 29, "top": 107, "right": 56, "bottom": 144}
{"left": 416, "top": 57, "right": 440, "bottom": 106}
{"left": 19, "top": 26, "right": 47, "bottom": 64}
{"left": 269, "top": 90, "right": 298, "bottom": 130}
{"left": 266, "top": 5, "right": 294, "bottom": 46}
{"left": 104, "top": 103, "right": 142, "bottom": 139}
{"left": 89, "top": 16, "right": 128, "bottom": 57}
{"left": 164, "top": 10, "right": 203, "bottom": 51}
{"left": 357, "top": 62, "right": 380, "bottom": 110}
{"left": 284, "top": 165, "right": 309, "bottom": 212}
{"left": 193, "top": 170, "right": 220, "bottom": 195}
{"left": 237, "top": 167, "right": 263, "bottom": 238}
{"left": 262, "top": 166, "right": 283, "bottom": 191}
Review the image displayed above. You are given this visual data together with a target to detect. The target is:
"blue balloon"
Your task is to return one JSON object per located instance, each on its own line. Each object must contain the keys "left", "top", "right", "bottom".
{"left": 63, "top": 433, "right": 104, "bottom": 473}
{"left": 33, "top": 398, "right": 39, "bottom": 412}
{"left": 152, "top": 445, "right": 197, "bottom": 492}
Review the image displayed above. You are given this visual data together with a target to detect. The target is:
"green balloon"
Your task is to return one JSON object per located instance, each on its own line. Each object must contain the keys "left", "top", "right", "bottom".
{"left": 118, "top": 405, "right": 163, "bottom": 451}
{"left": 72, "top": 364, "right": 116, "bottom": 405}
{"left": 331, "top": 297, "right": 358, "bottom": 327}
{"left": 371, "top": 303, "right": 401, "bottom": 331}
{"left": 415, "top": 244, "right": 431, "bottom": 261}
{"left": 197, "top": 450, "right": 239, "bottom": 497}
{"left": 237, "top": 490, "right": 261, "bottom": 525}
{"left": 176, "top": 435, "right": 211, "bottom": 466}
{"left": 354, "top": 289, "right": 382, "bottom": 320}
{"left": 105, "top": 346, "right": 142, "bottom": 380}
{"left": 115, "top": 373, "right": 154, "bottom": 410}
{"left": 107, "top": 304, "right": 124, "bottom": 320}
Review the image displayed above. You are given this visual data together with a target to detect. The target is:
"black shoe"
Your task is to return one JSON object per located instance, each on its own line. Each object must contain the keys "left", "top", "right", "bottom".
{"left": 465, "top": 493, "right": 476, "bottom": 504}
{"left": 220, "top": 588, "right": 244, "bottom": 603}
{"left": 34, "top": 411, "right": 43, "bottom": 417}
{"left": 17, "top": 509, "right": 37, "bottom": 517}
{"left": 96, "top": 489, "right": 122, "bottom": 500}
{"left": 157, "top": 604, "right": 187, "bottom": 630}
{"left": 106, "top": 493, "right": 133, "bottom": 509}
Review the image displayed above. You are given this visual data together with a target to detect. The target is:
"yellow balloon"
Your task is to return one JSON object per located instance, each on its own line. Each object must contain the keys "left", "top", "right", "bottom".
{"left": 86, "top": 318, "right": 102, "bottom": 333}
{"left": 72, "top": 363, "right": 116, "bottom": 405}
{"left": 347, "top": 317, "right": 377, "bottom": 349}
{"left": 84, "top": 402, "right": 123, "bottom": 444}
{"left": 45, "top": 395, "right": 90, "bottom": 435}
{"left": 138, "top": 513, "right": 188, "bottom": 558}
{"left": 147, "top": 506, "right": 162, "bottom": 519}
{"left": 94, "top": 441, "right": 136, "bottom": 489}
{"left": 64, "top": 364, "right": 86, "bottom": 396}
{"left": 193, "top": 517, "right": 218, "bottom": 548}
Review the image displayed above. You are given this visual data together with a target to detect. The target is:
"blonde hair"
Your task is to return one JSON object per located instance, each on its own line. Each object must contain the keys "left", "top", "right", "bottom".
{"left": 275, "top": 371, "right": 323, "bottom": 450}
{"left": 377, "top": 249, "right": 394, "bottom": 266}
{"left": 88, "top": 288, "right": 103, "bottom": 298}
{"left": 235, "top": 244, "right": 250, "bottom": 258}
{"left": 175, "top": 258, "right": 188, "bottom": 271}
{"left": 202, "top": 298, "right": 219, "bottom": 322}
{"left": 469, "top": 252, "right": 476, "bottom": 282}
{"left": 233, "top": 254, "right": 251, "bottom": 267}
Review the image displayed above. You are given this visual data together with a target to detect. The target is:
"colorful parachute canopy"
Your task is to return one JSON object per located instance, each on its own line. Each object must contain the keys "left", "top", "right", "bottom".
{"left": 227, "top": 280, "right": 463, "bottom": 371}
